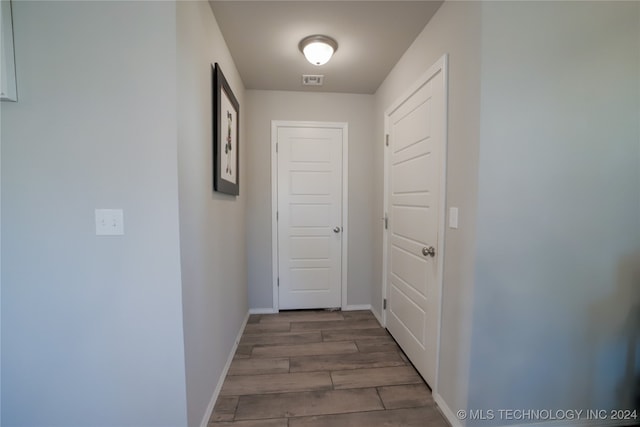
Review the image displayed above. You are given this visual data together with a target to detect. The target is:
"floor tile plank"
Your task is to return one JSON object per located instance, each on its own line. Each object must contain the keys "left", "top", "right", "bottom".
{"left": 290, "top": 351, "right": 405, "bottom": 373}
{"left": 322, "top": 328, "right": 389, "bottom": 342}
{"left": 341, "top": 310, "right": 377, "bottom": 320}
{"left": 235, "top": 389, "right": 383, "bottom": 420}
{"left": 247, "top": 314, "right": 262, "bottom": 324}
{"left": 355, "top": 337, "right": 399, "bottom": 353}
{"left": 240, "top": 331, "right": 322, "bottom": 346}
{"left": 228, "top": 357, "right": 290, "bottom": 376}
{"left": 220, "top": 372, "right": 332, "bottom": 396}
{"left": 377, "top": 384, "right": 434, "bottom": 409}
{"left": 289, "top": 407, "right": 449, "bottom": 427}
{"left": 234, "top": 344, "right": 253, "bottom": 359}
{"left": 244, "top": 323, "right": 291, "bottom": 334}
{"left": 251, "top": 341, "right": 358, "bottom": 358}
{"left": 209, "top": 419, "right": 288, "bottom": 427}
{"left": 290, "top": 319, "right": 380, "bottom": 331}
{"left": 259, "top": 311, "right": 344, "bottom": 323}
{"left": 209, "top": 396, "right": 238, "bottom": 422}
{"left": 331, "top": 366, "right": 423, "bottom": 389}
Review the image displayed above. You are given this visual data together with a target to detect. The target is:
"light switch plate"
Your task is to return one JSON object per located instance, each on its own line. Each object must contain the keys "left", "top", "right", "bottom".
{"left": 449, "top": 207, "right": 459, "bottom": 229}
{"left": 95, "top": 209, "right": 124, "bottom": 235}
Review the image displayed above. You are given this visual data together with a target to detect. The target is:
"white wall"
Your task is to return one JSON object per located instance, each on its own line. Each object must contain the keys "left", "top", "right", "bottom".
{"left": 373, "top": 1, "right": 481, "bottom": 416}
{"left": 245, "top": 90, "right": 375, "bottom": 310}
{"left": 1, "top": 2, "right": 188, "bottom": 426}
{"left": 177, "top": 2, "right": 248, "bottom": 426}
{"left": 468, "top": 1, "right": 640, "bottom": 422}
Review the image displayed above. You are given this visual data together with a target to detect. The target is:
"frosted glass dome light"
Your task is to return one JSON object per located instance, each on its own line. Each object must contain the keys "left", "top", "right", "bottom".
{"left": 299, "top": 35, "right": 338, "bottom": 66}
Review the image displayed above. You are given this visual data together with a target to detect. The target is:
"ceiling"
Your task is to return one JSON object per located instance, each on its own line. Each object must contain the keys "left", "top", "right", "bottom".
{"left": 209, "top": 1, "right": 443, "bottom": 94}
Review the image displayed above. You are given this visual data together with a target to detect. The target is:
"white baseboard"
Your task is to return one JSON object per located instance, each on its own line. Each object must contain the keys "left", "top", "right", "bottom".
{"left": 249, "top": 307, "right": 278, "bottom": 314}
{"left": 434, "top": 393, "right": 463, "bottom": 427}
{"left": 199, "top": 310, "right": 250, "bottom": 427}
{"left": 342, "top": 304, "right": 372, "bottom": 311}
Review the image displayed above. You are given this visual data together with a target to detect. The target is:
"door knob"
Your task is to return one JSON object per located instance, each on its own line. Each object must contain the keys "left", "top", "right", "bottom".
{"left": 422, "top": 246, "right": 436, "bottom": 257}
{"left": 333, "top": 226, "right": 341, "bottom": 233}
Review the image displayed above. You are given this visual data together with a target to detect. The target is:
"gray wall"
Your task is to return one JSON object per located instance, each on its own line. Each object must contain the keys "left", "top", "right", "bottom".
{"left": 245, "top": 90, "right": 375, "bottom": 310}
{"left": 373, "top": 0, "right": 481, "bottom": 415}
{"left": 1, "top": 2, "right": 188, "bottom": 426}
{"left": 468, "top": 1, "right": 640, "bottom": 421}
{"left": 177, "top": 2, "right": 248, "bottom": 426}
{"left": 374, "top": 1, "right": 640, "bottom": 423}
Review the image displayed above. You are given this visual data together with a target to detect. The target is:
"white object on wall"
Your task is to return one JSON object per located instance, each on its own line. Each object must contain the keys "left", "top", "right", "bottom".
{"left": 449, "top": 207, "right": 458, "bottom": 229}
{"left": 1, "top": 0, "right": 17, "bottom": 102}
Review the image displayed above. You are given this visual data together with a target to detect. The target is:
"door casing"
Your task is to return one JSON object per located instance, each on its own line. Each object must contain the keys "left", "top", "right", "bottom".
{"left": 381, "top": 54, "right": 448, "bottom": 392}
{"left": 271, "top": 120, "right": 349, "bottom": 312}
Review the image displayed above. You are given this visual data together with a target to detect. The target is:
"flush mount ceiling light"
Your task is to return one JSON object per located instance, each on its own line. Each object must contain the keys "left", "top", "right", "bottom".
{"left": 299, "top": 35, "right": 338, "bottom": 66}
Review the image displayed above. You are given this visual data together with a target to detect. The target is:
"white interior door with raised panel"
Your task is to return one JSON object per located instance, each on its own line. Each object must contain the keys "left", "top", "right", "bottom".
{"left": 385, "top": 56, "right": 447, "bottom": 388}
{"left": 276, "top": 124, "right": 344, "bottom": 309}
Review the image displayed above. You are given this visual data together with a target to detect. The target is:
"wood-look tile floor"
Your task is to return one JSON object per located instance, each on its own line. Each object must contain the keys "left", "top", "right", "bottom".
{"left": 208, "top": 310, "right": 449, "bottom": 427}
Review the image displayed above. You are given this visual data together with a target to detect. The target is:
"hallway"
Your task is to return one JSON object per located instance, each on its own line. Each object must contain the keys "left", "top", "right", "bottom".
{"left": 208, "top": 310, "right": 449, "bottom": 426}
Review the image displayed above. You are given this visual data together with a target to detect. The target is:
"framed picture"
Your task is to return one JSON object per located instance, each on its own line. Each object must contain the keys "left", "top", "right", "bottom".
{"left": 213, "top": 63, "right": 239, "bottom": 195}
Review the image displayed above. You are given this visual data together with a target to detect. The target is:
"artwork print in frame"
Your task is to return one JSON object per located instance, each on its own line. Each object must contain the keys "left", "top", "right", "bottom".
{"left": 213, "top": 63, "right": 240, "bottom": 195}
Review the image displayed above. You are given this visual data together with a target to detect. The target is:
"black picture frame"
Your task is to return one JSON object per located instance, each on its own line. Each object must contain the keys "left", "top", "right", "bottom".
{"left": 213, "top": 63, "right": 240, "bottom": 195}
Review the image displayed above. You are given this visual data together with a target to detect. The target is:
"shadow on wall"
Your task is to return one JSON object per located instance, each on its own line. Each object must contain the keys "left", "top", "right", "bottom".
{"left": 590, "top": 251, "right": 640, "bottom": 411}
{"left": 618, "top": 253, "right": 639, "bottom": 410}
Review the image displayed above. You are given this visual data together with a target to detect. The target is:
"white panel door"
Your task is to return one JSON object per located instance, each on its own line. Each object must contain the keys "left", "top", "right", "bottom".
{"left": 277, "top": 126, "right": 343, "bottom": 309}
{"left": 385, "top": 59, "right": 446, "bottom": 388}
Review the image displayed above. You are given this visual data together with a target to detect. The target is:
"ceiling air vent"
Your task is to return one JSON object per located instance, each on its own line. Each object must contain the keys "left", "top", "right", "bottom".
{"left": 302, "top": 75, "right": 324, "bottom": 86}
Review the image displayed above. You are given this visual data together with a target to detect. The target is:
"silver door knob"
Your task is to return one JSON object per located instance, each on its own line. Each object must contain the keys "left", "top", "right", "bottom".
{"left": 422, "top": 246, "right": 436, "bottom": 257}
{"left": 333, "top": 226, "right": 341, "bottom": 233}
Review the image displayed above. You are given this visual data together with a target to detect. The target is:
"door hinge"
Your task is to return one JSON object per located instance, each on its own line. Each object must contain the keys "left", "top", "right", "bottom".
{"left": 383, "top": 298, "right": 387, "bottom": 310}
{"left": 277, "top": 277, "right": 280, "bottom": 287}
{"left": 276, "top": 211, "right": 279, "bottom": 221}
{"left": 385, "top": 134, "right": 389, "bottom": 147}
{"left": 276, "top": 142, "right": 278, "bottom": 153}
{"left": 384, "top": 213, "right": 388, "bottom": 230}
